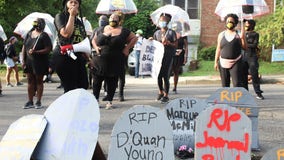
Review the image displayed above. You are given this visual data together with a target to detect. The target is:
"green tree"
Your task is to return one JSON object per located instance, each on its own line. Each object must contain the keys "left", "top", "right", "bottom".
{"left": 123, "top": 0, "right": 159, "bottom": 38}
{"left": 256, "top": 2, "right": 284, "bottom": 61}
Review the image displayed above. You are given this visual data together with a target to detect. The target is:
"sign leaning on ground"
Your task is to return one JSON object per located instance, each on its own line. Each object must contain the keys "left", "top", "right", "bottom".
{"left": 0, "top": 114, "right": 47, "bottom": 159}
{"left": 205, "top": 87, "right": 259, "bottom": 150}
{"left": 261, "top": 144, "right": 284, "bottom": 160}
{"left": 195, "top": 104, "right": 252, "bottom": 160}
{"left": 108, "top": 105, "right": 175, "bottom": 160}
{"left": 32, "top": 89, "right": 100, "bottom": 160}
{"left": 164, "top": 97, "right": 208, "bottom": 151}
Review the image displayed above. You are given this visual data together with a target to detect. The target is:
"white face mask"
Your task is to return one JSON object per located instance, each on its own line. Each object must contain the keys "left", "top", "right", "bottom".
{"left": 159, "top": 21, "right": 168, "bottom": 28}
{"left": 136, "top": 34, "right": 140, "bottom": 37}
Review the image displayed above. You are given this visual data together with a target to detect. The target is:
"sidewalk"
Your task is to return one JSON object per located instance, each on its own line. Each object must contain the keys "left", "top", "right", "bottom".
{"left": 125, "top": 74, "right": 284, "bottom": 85}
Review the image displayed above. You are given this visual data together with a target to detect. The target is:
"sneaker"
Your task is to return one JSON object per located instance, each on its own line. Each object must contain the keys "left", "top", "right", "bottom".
{"left": 119, "top": 95, "right": 125, "bottom": 102}
{"left": 160, "top": 96, "right": 169, "bottom": 103}
{"left": 23, "top": 101, "right": 34, "bottom": 109}
{"left": 172, "top": 88, "right": 177, "bottom": 94}
{"left": 35, "top": 101, "right": 43, "bottom": 109}
{"left": 0, "top": 92, "right": 3, "bottom": 97}
{"left": 6, "top": 83, "right": 14, "bottom": 87}
{"left": 156, "top": 94, "right": 164, "bottom": 101}
{"left": 16, "top": 82, "right": 23, "bottom": 86}
{"left": 105, "top": 101, "right": 113, "bottom": 110}
{"left": 256, "top": 93, "right": 264, "bottom": 100}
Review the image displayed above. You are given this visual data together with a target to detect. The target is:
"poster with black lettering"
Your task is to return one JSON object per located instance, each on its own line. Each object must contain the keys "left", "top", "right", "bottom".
{"left": 164, "top": 97, "right": 208, "bottom": 151}
{"left": 195, "top": 104, "right": 252, "bottom": 160}
{"left": 108, "top": 105, "right": 174, "bottom": 160}
{"left": 261, "top": 145, "right": 284, "bottom": 160}
{"left": 32, "top": 89, "right": 100, "bottom": 160}
{"left": 139, "top": 39, "right": 164, "bottom": 78}
{"left": 205, "top": 87, "right": 260, "bottom": 150}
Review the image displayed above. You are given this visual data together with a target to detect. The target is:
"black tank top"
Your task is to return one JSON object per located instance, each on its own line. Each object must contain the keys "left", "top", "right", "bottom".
{"left": 220, "top": 32, "right": 242, "bottom": 59}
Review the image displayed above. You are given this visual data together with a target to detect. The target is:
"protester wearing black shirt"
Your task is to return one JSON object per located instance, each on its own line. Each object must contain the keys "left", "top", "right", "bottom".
{"left": 243, "top": 19, "right": 264, "bottom": 100}
{"left": 53, "top": 0, "right": 93, "bottom": 93}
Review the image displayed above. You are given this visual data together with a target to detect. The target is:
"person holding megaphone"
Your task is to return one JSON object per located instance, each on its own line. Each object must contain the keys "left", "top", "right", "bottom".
{"left": 52, "top": 0, "right": 93, "bottom": 93}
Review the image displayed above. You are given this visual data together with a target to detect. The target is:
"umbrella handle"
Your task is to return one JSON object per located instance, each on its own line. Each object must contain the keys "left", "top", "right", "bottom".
{"left": 32, "top": 33, "right": 42, "bottom": 50}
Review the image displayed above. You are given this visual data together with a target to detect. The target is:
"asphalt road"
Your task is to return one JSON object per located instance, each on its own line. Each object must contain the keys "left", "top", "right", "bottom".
{"left": 0, "top": 77, "right": 284, "bottom": 159}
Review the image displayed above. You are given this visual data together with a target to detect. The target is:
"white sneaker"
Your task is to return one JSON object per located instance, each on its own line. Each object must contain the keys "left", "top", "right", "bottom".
{"left": 105, "top": 101, "right": 112, "bottom": 110}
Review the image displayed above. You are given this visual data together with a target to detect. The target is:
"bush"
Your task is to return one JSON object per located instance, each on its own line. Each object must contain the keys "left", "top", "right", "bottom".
{"left": 198, "top": 46, "right": 216, "bottom": 61}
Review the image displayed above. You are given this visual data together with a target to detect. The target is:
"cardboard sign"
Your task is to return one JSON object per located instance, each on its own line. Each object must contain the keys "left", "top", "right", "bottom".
{"left": 195, "top": 104, "right": 252, "bottom": 160}
{"left": 206, "top": 87, "right": 260, "bottom": 150}
{"left": 261, "top": 145, "right": 284, "bottom": 160}
{"left": 0, "top": 114, "right": 47, "bottom": 159}
{"left": 164, "top": 97, "right": 208, "bottom": 151}
{"left": 139, "top": 39, "right": 164, "bottom": 78}
{"left": 108, "top": 105, "right": 175, "bottom": 160}
{"left": 32, "top": 89, "right": 100, "bottom": 160}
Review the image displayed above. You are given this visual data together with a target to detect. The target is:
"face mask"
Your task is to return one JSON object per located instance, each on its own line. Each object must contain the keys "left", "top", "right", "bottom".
{"left": 109, "top": 21, "right": 118, "bottom": 27}
{"left": 33, "top": 21, "right": 38, "bottom": 28}
{"left": 99, "top": 20, "right": 108, "bottom": 27}
{"left": 226, "top": 22, "right": 235, "bottom": 30}
{"left": 159, "top": 21, "right": 167, "bottom": 28}
{"left": 245, "top": 26, "right": 250, "bottom": 31}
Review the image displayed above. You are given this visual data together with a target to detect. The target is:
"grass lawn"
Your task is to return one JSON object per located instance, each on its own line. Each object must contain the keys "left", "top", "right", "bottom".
{"left": 0, "top": 61, "right": 283, "bottom": 78}
{"left": 182, "top": 60, "right": 284, "bottom": 76}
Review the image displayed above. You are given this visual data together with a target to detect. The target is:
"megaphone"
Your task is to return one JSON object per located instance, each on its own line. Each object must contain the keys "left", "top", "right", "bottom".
{"left": 60, "top": 38, "right": 92, "bottom": 60}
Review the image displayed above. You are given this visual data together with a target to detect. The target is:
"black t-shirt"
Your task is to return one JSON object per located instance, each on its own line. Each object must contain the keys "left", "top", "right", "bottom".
{"left": 54, "top": 12, "right": 86, "bottom": 46}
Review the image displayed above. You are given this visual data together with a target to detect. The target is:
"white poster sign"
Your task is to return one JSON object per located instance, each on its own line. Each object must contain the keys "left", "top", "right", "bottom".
{"left": 32, "top": 89, "right": 100, "bottom": 160}
{"left": 0, "top": 114, "right": 47, "bottom": 159}
{"left": 139, "top": 39, "right": 164, "bottom": 78}
{"left": 108, "top": 105, "right": 175, "bottom": 160}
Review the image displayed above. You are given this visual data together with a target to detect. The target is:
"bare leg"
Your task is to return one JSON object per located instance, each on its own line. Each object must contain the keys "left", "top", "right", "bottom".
{"left": 36, "top": 75, "right": 44, "bottom": 102}
{"left": 27, "top": 73, "right": 35, "bottom": 102}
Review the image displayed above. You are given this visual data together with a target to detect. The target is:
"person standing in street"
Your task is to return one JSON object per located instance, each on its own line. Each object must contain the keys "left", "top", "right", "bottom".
{"left": 4, "top": 36, "right": 23, "bottom": 87}
{"left": 214, "top": 13, "right": 247, "bottom": 88}
{"left": 52, "top": 0, "right": 93, "bottom": 93}
{"left": 133, "top": 29, "right": 144, "bottom": 78}
{"left": 242, "top": 19, "right": 264, "bottom": 100}
{"left": 171, "top": 21, "right": 188, "bottom": 94}
{"left": 153, "top": 13, "right": 177, "bottom": 103}
{"left": 91, "top": 11, "right": 137, "bottom": 109}
{"left": 21, "top": 18, "right": 52, "bottom": 109}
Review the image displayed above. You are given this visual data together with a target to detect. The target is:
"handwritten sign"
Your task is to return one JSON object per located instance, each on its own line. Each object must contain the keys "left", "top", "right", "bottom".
{"left": 139, "top": 39, "right": 164, "bottom": 78}
{"left": 261, "top": 145, "right": 284, "bottom": 160}
{"left": 108, "top": 105, "right": 174, "bottom": 160}
{"left": 206, "top": 87, "right": 260, "bottom": 150}
{"left": 272, "top": 45, "right": 284, "bottom": 62}
{"left": 195, "top": 104, "right": 252, "bottom": 160}
{"left": 0, "top": 114, "right": 47, "bottom": 159}
{"left": 32, "top": 89, "right": 100, "bottom": 160}
{"left": 164, "top": 97, "right": 208, "bottom": 151}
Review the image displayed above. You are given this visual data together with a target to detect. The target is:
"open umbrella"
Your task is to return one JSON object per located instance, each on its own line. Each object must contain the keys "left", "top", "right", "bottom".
{"left": 150, "top": 4, "right": 190, "bottom": 26}
{"left": 96, "top": 0, "right": 137, "bottom": 15}
{"left": 13, "top": 12, "right": 56, "bottom": 44}
{"left": 215, "top": 0, "right": 269, "bottom": 20}
{"left": 0, "top": 24, "right": 7, "bottom": 41}
{"left": 169, "top": 21, "right": 190, "bottom": 37}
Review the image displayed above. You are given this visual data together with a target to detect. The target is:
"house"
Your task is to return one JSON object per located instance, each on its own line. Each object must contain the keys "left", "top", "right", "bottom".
{"left": 160, "top": 0, "right": 275, "bottom": 47}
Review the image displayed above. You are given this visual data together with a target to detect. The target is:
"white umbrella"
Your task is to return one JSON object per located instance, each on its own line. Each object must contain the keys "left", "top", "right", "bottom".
{"left": 215, "top": 0, "right": 269, "bottom": 20}
{"left": 83, "top": 18, "right": 93, "bottom": 36}
{"left": 0, "top": 24, "right": 7, "bottom": 41}
{"left": 150, "top": 4, "right": 190, "bottom": 26}
{"left": 13, "top": 12, "right": 56, "bottom": 44}
{"left": 96, "top": 0, "right": 138, "bottom": 14}
{"left": 169, "top": 21, "right": 190, "bottom": 37}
